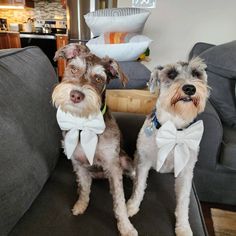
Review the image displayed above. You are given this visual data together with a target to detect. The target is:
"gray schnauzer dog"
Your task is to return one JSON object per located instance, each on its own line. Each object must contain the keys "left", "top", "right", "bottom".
{"left": 126, "top": 57, "right": 209, "bottom": 236}
{"left": 52, "top": 43, "right": 137, "bottom": 236}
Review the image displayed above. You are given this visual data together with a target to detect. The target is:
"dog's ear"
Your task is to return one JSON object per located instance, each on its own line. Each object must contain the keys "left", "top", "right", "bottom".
{"left": 148, "top": 66, "right": 163, "bottom": 93}
{"left": 54, "top": 43, "right": 90, "bottom": 61}
{"left": 102, "top": 57, "right": 128, "bottom": 87}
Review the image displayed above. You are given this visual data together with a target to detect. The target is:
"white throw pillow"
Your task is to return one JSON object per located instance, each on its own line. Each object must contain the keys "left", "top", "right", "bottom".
{"left": 86, "top": 34, "right": 152, "bottom": 61}
{"left": 84, "top": 8, "right": 150, "bottom": 37}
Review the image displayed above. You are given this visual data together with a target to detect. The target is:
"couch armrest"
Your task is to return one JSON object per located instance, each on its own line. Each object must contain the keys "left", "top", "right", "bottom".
{"left": 197, "top": 101, "right": 223, "bottom": 170}
{"left": 0, "top": 46, "right": 61, "bottom": 235}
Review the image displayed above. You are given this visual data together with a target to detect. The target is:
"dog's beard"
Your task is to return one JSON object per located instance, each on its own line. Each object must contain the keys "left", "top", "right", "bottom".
{"left": 159, "top": 81, "right": 208, "bottom": 122}
{"left": 52, "top": 83, "right": 101, "bottom": 118}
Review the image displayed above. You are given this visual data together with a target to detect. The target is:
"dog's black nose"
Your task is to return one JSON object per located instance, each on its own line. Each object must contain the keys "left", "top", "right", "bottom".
{"left": 70, "top": 90, "right": 85, "bottom": 103}
{"left": 182, "top": 84, "right": 196, "bottom": 96}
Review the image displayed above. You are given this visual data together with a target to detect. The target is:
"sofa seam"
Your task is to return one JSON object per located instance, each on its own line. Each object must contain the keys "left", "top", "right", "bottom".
{"left": 192, "top": 183, "right": 209, "bottom": 236}
{"left": 0, "top": 46, "right": 41, "bottom": 59}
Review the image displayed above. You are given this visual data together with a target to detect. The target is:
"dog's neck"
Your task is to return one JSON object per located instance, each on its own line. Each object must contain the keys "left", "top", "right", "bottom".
{"left": 155, "top": 102, "right": 196, "bottom": 130}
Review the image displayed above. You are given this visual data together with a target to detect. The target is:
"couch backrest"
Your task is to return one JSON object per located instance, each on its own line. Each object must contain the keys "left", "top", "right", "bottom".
{"left": 189, "top": 41, "right": 236, "bottom": 128}
{"left": 0, "top": 46, "right": 61, "bottom": 235}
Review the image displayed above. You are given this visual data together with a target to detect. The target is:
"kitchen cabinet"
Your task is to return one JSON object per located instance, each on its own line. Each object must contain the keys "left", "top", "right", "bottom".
{"left": 0, "top": 32, "right": 21, "bottom": 49}
{"left": 13, "top": 0, "right": 24, "bottom": 4}
{"left": 25, "top": 0, "right": 34, "bottom": 7}
{"left": 8, "top": 33, "right": 21, "bottom": 48}
{"left": 0, "top": 0, "right": 34, "bottom": 7}
{"left": 0, "top": 0, "right": 22, "bottom": 4}
{"left": 56, "top": 35, "right": 68, "bottom": 78}
{"left": 61, "top": 0, "right": 66, "bottom": 9}
{"left": 0, "top": 0, "right": 12, "bottom": 4}
{"left": 0, "top": 33, "right": 9, "bottom": 49}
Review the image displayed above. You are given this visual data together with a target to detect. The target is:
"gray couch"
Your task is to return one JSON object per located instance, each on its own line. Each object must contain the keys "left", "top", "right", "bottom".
{"left": 189, "top": 41, "right": 236, "bottom": 206}
{"left": 0, "top": 46, "right": 207, "bottom": 236}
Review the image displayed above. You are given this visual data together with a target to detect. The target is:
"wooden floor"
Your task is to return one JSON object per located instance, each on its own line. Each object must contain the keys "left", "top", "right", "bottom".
{"left": 200, "top": 202, "right": 236, "bottom": 236}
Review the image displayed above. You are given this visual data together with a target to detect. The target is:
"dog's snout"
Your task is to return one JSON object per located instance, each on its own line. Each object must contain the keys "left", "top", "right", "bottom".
{"left": 70, "top": 90, "right": 85, "bottom": 103}
{"left": 182, "top": 84, "right": 196, "bottom": 96}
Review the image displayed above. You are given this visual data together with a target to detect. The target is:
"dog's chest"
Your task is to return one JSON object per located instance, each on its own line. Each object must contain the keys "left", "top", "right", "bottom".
{"left": 72, "top": 140, "right": 117, "bottom": 166}
{"left": 138, "top": 120, "right": 198, "bottom": 174}
{"left": 138, "top": 124, "right": 174, "bottom": 172}
{"left": 71, "top": 121, "right": 120, "bottom": 166}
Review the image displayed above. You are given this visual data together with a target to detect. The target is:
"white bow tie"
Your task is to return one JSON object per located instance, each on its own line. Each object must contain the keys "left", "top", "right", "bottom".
{"left": 56, "top": 107, "right": 106, "bottom": 165}
{"left": 155, "top": 120, "right": 204, "bottom": 177}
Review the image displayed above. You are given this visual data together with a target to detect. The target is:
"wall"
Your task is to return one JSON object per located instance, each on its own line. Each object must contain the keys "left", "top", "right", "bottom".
{"left": 118, "top": 0, "right": 236, "bottom": 69}
{"left": 0, "top": 7, "right": 34, "bottom": 24}
{"left": 0, "top": 0, "right": 66, "bottom": 26}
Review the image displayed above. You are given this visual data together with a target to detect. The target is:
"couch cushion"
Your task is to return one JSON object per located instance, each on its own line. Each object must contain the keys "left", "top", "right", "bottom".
{"left": 0, "top": 46, "right": 62, "bottom": 235}
{"left": 190, "top": 41, "right": 236, "bottom": 128}
{"left": 206, "top": 70, "right": 236, "bottom": 128}
{"left": 9, "top": 156, "right": 207, "bottom": 236}
{"left": 196, "top": 101, "right": 223, "bottom": 170}
{"left": 107, "top": 61, "right": 150, "bottom": 89}
{"left": 220, "top": 125, "right": 236, "bottom": 170}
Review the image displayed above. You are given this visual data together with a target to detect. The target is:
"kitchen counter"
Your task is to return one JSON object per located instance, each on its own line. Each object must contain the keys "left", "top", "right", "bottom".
{"left": 0, "top": 31, "right": 20, "bottom": 34}
{"left": 19, "top": 32, "right": 68, "bottom": 40}
{"left": 20, "top": 33, "right": 56, "bottom": 40}
{"left": 20, "top": 32, "right": 56, "bottom": 40}
{"left": 55, "top": 34, "right": 68, "bottom": 36}
{"left": 0, "top": 31, "right": 68, "bottom": 40}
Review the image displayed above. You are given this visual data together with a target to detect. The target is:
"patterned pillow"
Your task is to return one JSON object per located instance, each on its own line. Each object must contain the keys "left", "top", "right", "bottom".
{"left": 104, "top": 32, "right": 137, "bottom": 44}
{"left": 84, "top": 8, "right": 150, "bottom": 37}
{"left": 86, "top": 7, "right": 148, "bottom": 17}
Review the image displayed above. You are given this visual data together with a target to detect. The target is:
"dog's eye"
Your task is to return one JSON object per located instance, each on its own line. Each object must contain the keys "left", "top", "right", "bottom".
{"left": 192, "top": 69, "right": 202, "bottom": 78}
{"left": 95, "top": 76, "right": 103, "bottom": 83}
{"left": 71, "top": 66, "right": 79, "bottom": 74}
{"left": 167, "top": 69, "right": 178, "bottom": 80}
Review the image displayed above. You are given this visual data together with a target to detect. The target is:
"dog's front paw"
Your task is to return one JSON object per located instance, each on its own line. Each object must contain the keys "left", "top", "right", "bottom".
{"left": 126, "top": 199, "right": 140, "bottom": 217}
{"left": 119, "top": 224, "right": 138, "bottom": 236}
{"left": 175, "top": 225, "right": 193, "bottom": 236}
{"left": 72, "top": 200, "right": 88, "bottom": 215}
{"left": 122, "top": 228, "right": 138, "bottom": 236}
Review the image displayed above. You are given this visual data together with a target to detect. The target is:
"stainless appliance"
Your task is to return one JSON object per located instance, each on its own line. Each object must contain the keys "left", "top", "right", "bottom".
{"left": 9, "top": 23, "right": 20, "bottom": 32}
{"left": 67, "top": 0, "right": 117, "bottom": 42}
{"left": 20, "top": 35, "right": 57, "bottom": 66}
{"left": 0, "top": 18, "right": 7, "bottom": 31}
{"left": 33, "top": 20, "right": 67, "bottom": 34}
{"left": 20, "top": 19, "right": 67, "bottom": 67}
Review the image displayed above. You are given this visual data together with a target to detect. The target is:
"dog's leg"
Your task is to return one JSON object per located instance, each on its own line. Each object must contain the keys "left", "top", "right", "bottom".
{"left": 105, "top": 159, "right": 138, "bottom": 236}
{"left": 174, "top": 158, "right": 197, "bottom": 236}
{"left": 72, "top": 162, "right": 92, "bottom": 215}
{"left": 126, "top": 155, "right": 152, "bottom": 217}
